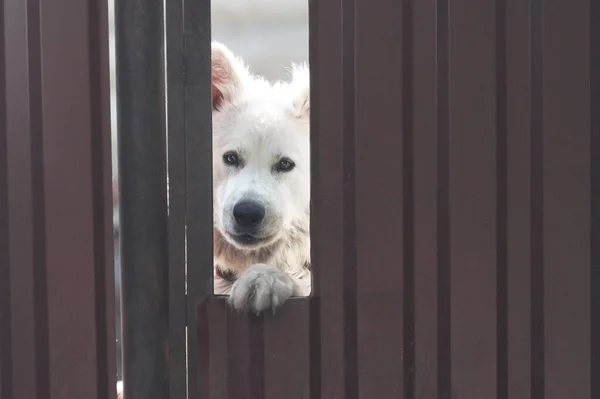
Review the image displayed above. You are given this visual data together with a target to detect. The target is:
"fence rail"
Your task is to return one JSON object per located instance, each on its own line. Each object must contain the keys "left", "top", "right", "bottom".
{"left": 2, "top": 0, "right": 599, "bottom": 398}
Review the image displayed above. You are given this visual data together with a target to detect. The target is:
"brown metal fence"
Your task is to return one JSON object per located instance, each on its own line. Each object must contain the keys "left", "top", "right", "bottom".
{"left": 0, "top": 0, "right": 116, "bottom": 398}
{"left": 2, "top": 0, "right": 599, "bottom": 398}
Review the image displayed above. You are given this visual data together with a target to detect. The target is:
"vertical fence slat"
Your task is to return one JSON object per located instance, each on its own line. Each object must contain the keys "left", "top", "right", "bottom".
{"left": 2, "top": 0, "right": 115, "bottom": 397}
{"left": 402, "top": 1, "right": 416, "bottom": 396}
{"left": 263, "top": 300, "right": 311, "bottom": 399}
{"left": 207, "top": 299, "right": 228, "bottom": 399}
{"left": 309, "top": 0, "right": 347, "bottom": 396}
{"left": 91, "top": 0, "right": 118, "bottom": 396}
{"left": 447, "top": 0, "right": 498, "bottom": 397}
{"left": 412, "top": 0, "right": 440, "bottom": 396}
{"left": 221, "top": 313, "right": 250, "bottom": 399}
{"left": 530, "top": 0, "right": 545, "bottom": 394}
{"left": 165, "top": 0, "right": 187, "bottom": 396}
{"left": 592, "top": 0, "right": 600, "bottom": 395}
{"left": 506, "top": 0, "right": 532, "bottom": 396}
{"left": 35, "top": 0, "right": 117, "bottom": 395}
{"left": 115, "top": 0, "right": 169, "bottom": 397}
{"left": 42, "top": 0, "right": 99, "bottom": 392}
{"left": 436, "top": 0, "right": 452, "bottom": 396}
{"left": 183, "top": 0, "right": 213, "bottom": 396}
{"left": 2, "top": 0, "right": 43, "bottom": 396}
{"left": 354, "top": 0, "right": 406, "bottom": 397}
{"left": 496, "top": 0, "right": 508, "bottom": 396}
{"left": 341, "top": 0, "right": 359, "bottom": 396}
{"left": 0, "top": 0, "right": 9, "bottom": 393}
{"left": 225, "top": 313, "right": 262, "bottom": 398}
{"left": 542, "top": 0, "right": 591, "bottom": 398}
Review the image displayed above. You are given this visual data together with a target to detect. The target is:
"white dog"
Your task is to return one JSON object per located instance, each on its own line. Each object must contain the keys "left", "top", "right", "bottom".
{"left": 116, "top": 42, "right": 311, "bottom": 398}
{"left": 211, "top": 41, "right": 311, "bottom": 312}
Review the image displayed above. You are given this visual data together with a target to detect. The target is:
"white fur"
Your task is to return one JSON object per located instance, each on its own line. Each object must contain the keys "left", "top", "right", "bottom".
{"left": 228, "top": 263, "right": 296, "bottom": 312}
{"left": 211, "top": 41, "right": 311, "bottom": 312}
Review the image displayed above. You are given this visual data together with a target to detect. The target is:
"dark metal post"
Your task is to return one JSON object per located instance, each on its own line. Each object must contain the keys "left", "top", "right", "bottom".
{"left": 115, "top": 0, "right": 169, "bottom": 397}
{"left": 182, "top": 0, "right": 214, "bottom": 398}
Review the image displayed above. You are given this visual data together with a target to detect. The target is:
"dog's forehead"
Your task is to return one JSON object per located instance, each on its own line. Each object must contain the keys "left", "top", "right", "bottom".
{"left": 224, "top": 112, "right": 307, "bottom": 163}
{"left": 242, "top": 99, "right": 290, "bottom": 124}
{"left": 236, "top": 99, "right": 304, "bottom": 135}
{"left": 240, "top": 123, "right": 305, "bottom": 159}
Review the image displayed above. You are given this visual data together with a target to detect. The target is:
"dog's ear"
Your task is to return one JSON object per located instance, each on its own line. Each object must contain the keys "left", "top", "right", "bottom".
{"left": 212, "top": 41, "right": 247, "bottom": 111}
{"left": 290, "top": 63, "right": 310, "bottom": 120}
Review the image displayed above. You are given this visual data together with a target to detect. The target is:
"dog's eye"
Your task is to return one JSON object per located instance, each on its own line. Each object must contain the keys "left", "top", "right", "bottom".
{"left": 275, "top": 158, "right": 295, "bottom": 172}
{"left": 223, "top": 152, "right": 239, "bottom": 166}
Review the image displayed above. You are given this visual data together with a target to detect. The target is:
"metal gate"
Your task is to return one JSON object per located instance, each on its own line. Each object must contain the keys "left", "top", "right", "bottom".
{"left": 2, "top": 0, "right": 599, "bottom": 398}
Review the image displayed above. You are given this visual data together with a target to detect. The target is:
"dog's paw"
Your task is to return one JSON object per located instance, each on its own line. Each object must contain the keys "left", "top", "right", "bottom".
{"left": 228, "top": 264, "right": 295, "bottom": 313}
{"left": 116, "top": 381, "right": 123, "bottom": 399}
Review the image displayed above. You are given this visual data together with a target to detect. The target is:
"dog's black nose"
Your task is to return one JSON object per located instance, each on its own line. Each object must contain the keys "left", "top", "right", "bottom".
{"left": 233, "top": 201, "right": 265, "bottom": 227}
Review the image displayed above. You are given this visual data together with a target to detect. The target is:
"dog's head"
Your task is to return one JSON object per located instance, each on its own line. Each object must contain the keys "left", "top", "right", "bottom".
{"left": 211, "top": 42, "right": 310, "bottom": 251}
